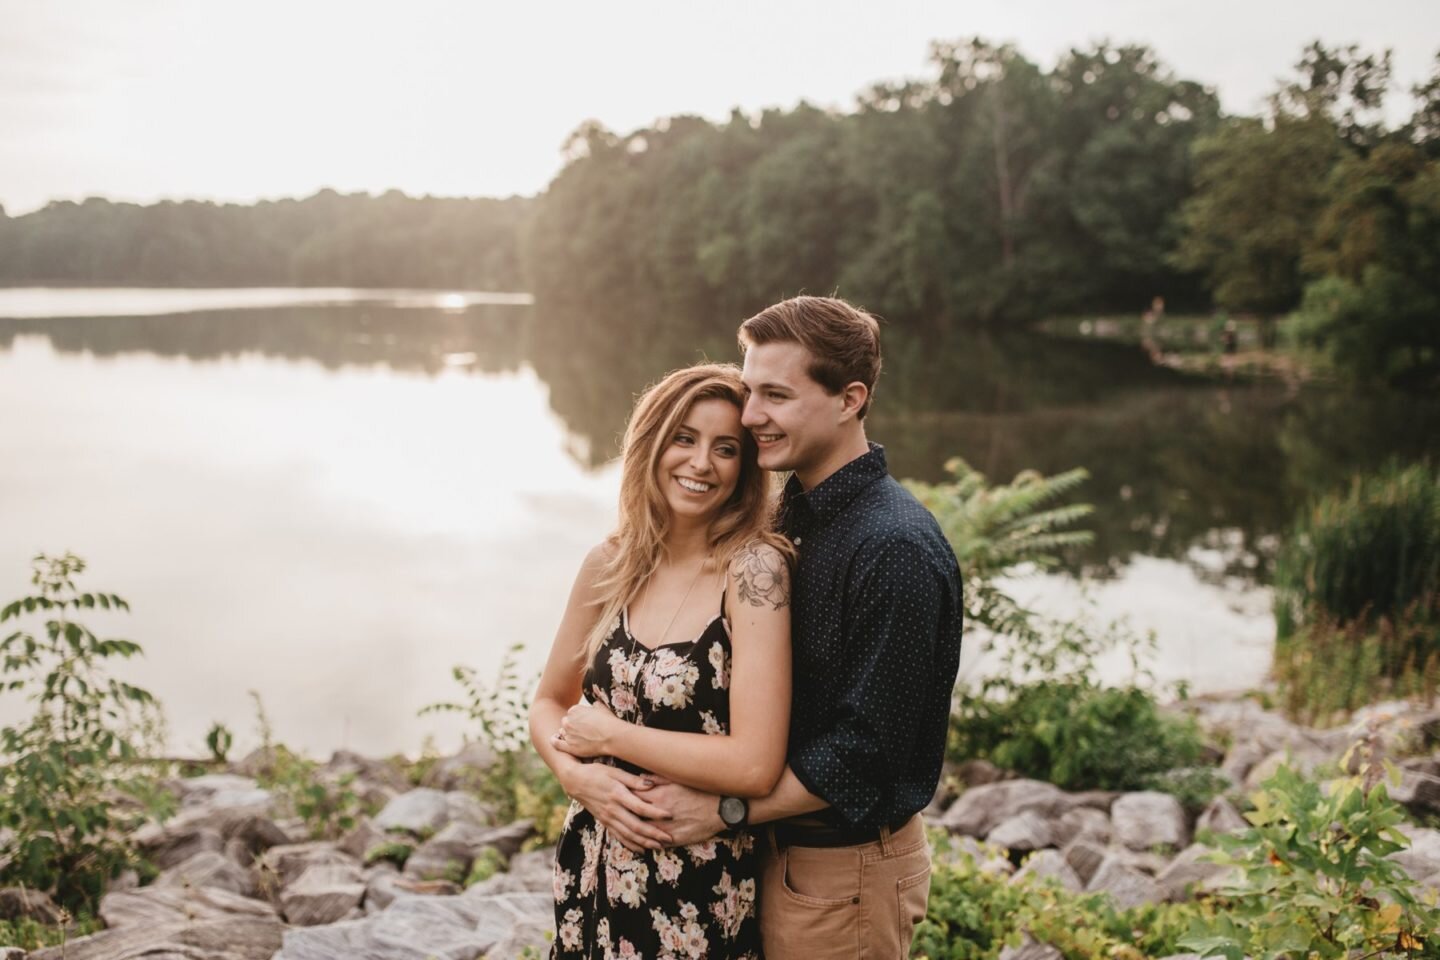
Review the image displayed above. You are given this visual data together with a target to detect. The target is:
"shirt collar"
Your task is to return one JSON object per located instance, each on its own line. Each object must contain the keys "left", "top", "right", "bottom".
{"left": 781, "top": 442, "right": 889, "bottom": 528}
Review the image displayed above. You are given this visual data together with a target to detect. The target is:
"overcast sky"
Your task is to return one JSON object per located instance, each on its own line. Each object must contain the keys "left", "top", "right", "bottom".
{"left": 1, "top": 0, "right": 1436, "bottom": 215}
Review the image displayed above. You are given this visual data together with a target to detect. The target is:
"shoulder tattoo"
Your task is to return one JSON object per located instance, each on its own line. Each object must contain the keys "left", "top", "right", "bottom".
{"left": 732, "top": 544, "right": 790, "bottom": 611}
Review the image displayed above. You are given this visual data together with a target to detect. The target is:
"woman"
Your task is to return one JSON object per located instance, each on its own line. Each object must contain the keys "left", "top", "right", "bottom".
{"left": 529, "top": 363, "right": 793, "bottom": 960}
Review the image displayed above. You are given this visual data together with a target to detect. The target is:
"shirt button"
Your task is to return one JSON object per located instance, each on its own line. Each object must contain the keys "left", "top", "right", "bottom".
{"left": 793, "top": 536, "right": 802, "bottom": 545}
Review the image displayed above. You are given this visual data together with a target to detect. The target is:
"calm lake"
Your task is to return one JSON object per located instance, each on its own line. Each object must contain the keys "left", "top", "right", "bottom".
{"left": 3, "top": 288, "right": 1437, "bottom": 758}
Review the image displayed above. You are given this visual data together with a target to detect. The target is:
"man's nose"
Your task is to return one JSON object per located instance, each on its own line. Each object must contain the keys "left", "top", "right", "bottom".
{"left": 741, "top": 395, "right": 763, "bottom": 427}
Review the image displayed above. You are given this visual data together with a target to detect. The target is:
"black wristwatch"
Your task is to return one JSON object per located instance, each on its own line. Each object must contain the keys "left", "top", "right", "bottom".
{"left": 718, "top": 795, "right": 749, "bottom": 828}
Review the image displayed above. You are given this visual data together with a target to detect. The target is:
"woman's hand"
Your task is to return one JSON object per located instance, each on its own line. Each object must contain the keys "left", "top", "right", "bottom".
{"left": 561, "top": 762, "right": 673, "bottom": 851}
{"left": 553, "top": 702, "right": 621, "bottom": 758}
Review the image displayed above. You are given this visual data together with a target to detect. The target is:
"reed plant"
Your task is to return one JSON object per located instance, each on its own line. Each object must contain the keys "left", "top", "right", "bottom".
{"left": 1272, "top": 462, "right": 1440, "bottom": 722}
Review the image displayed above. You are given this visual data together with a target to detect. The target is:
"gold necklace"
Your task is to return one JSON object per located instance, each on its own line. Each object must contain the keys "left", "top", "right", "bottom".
{"left": 632, "top": 556, "right": 709, "bottom": 653}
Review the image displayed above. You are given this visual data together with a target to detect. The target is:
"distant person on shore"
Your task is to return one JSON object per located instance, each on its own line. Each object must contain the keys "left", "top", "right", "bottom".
{"left": 531, "top": 363, "right": 794, "bottom": 958}
{"left": 624, "top": 297, "right": 964, "bottom": 959}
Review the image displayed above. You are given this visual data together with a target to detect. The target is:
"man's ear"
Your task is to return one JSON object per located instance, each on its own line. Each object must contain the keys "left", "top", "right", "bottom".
{"left": 838, "top": 381, "right": 868, "bottom": 423}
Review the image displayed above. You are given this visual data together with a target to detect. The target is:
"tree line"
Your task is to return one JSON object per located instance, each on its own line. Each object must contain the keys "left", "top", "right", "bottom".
{"left": 2, "top": 38, "right": 1436, "bottom": 385}
{"left": 0, "top": 189, "right": 531, "bottom": 290}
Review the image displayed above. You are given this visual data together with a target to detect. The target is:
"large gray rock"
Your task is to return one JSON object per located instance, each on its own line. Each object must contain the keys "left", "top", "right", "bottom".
{"left": 277, "top": 891, "right": 551, "bottom": 960}
{"left": 1392, "top": 770, "right": 1440, "bottom": 815}
{"left": 423, "top": 740, "right": 499, "bottom": 791}
{"left": 1196, "top": 795, "right": 1249, "bottom": 836}
{"left": 1011, "top": 850, "right": 1083, "bottom": 892}
{"left": 941, "top": 779, "right": 1071, "bottom": 838}
{"left": 1062, "top": 838, "right": 1109, "bottom": 886}
{"left": 406, "top": 820, "right": 535, "bottom": 882}
{"left": 1052, "top": 807, "right": 1111, "bottom": 848}
{"left": 281, "top": 862, "right": 366, "bottom": 926}
{"left": 1112, "top": 792, "right": 1189, "bottom": 851}
{"left": 1156, "top": 844, "right": 1233, "bottom": 901}
{"left": 339, "top": 816, "right": 389, "bottom": 862}
{"left": 98, "top": 883, "right": 278, "bottom": 929}
{"left": 140, "top": 825, "right": 226, "bottom": 871}
{"left": 1390, "top": 827, "right": 1440, "bottom": 884}
{"left": 155, "top": 850, "right": 258, "bottom": 898}
{"left": 506, "top": 847, "right": 557, "bottom": 890}
{"left": 373, "top": 788, "right": 455, "bottom": 836}
{"left": 175, "top": 774, "right": 273, "bottom": 811}
{"left": 1244, "top": 746, "right": 1331, "bottom": 790}
{"left": 364, "top": 865, "right": 460, "bottom": 914}
{"left": 0, "top": 886, "right": 64, "bottom": 923}
{"left": 1085, "top": 856, "right": 1164, "bottom": 910}
{"left": 30, "top": 916, "right": 284, "bottom": 960}
{"left": 260, "top": 841, "right": 361, "bottom": 888}
{"left": 987, "top": 811, "right": 1053, "bottom": 852}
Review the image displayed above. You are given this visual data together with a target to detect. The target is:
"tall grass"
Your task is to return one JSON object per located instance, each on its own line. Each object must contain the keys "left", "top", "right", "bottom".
{"left": 1273, "top": 462, "right": 1440, "bottom": 722}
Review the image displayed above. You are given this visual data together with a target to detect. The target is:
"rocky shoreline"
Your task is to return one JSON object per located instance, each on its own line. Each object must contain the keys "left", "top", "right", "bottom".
{"left": 2, "top": 694, "right": 1439, "bottom": 960}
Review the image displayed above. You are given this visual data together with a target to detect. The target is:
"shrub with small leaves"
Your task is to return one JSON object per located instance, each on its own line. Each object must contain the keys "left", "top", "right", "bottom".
{"left": 0, "top": 553, "right": 167, "bottom": 912}
{"left": 420, "top": 643, "right": 568, "bottom": 846}
{"left": 247, "top": 691, "right": 360, "bottom": 839}
{"left": 1178, "top": 756, "right": 1440, "bottom": 959}
{"left": 363, "top": 839, "right": 414, "bottom": 868}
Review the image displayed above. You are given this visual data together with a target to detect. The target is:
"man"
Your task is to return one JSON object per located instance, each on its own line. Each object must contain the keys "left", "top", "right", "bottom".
{"left": 642, "top": 295, "right": 963, "bottom": 958}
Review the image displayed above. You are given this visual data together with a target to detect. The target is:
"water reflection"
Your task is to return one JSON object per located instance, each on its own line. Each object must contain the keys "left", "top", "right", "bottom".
{"left": 3, "top": 294, "right": 1437, "bottom": 587}
{"left": 524, "top": 301, "right": 1440, "bottom": 583}
{"left": 0, "top": 302, "right": 528, "bottom": 376}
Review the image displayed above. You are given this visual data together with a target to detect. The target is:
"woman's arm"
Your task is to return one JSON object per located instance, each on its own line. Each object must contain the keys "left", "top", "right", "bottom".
{"left": 529, "top": 543, "right": 674, "bottom": 850}
{"left": 553, "top": 542, "right": 791, "bottom": 798}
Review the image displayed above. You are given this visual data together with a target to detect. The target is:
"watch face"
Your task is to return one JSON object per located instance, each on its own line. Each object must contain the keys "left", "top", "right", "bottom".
{"left": 720, "top": 796, "right": 746, "bottom": 825}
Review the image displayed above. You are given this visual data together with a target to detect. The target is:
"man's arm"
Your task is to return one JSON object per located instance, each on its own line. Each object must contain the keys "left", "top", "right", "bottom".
{"left": 641, "top": 765, "right": 829, "bottom": 846}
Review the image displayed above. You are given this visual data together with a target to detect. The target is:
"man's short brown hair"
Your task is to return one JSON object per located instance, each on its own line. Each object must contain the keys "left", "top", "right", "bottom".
{"left": 738, "top": 296, "right": 882, "bottom": 419}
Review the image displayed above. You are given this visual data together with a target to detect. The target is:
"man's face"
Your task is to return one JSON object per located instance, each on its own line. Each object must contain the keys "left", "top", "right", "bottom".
{"left": 740, "top": 341, "right": 841, "bottom": 479}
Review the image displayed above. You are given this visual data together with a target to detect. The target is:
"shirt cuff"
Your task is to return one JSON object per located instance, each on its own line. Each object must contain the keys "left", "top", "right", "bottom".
{"left": 790, "top": 738, "right": 884, "bottom": 826}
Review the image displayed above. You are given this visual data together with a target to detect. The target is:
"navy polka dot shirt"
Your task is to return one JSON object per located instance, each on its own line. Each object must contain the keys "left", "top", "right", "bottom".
{"left": 779, "top": 442, "right": 964, "bottom": 827}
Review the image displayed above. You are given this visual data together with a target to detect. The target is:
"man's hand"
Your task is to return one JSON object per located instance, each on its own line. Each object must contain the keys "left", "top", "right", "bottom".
{"left": 563, "top": 763, "right": 674, "bottom": 852}
{"left": 640, "top": 778, "right": 725, "bottom": 847}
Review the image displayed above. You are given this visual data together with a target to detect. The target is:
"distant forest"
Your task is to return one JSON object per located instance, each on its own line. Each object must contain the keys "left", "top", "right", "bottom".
{"left": 0, "top": 189, "right": 531, "bottom": 290}
{"left": 2, "top": 38, "right": 1437, "bottom": 382}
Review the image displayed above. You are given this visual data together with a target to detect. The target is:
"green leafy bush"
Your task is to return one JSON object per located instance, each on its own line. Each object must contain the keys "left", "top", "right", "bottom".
{"left": 247, "top": 691, "right": 360, "bottom": 839}
{"left": 1273, "top": 462, "right": 1440, "bottom": 722}
{"left": 363, "top": 839, "right": 413, "bottom": 868}
{"left": 0, "top": 912, "right": 102, "bottom": 952}
{"left": 914, "top": 834, "right": 1201, "bottom": 959}
{"left": 1178, "top": 760, "right": 1440, "bottom": 959}
{"left": 905, "top": 458, "right": 1093, "bottom": 638}
{"left": 949, "top": 616, "right": 1204, "bottom": 791}
{"left": 0, "top": 553, "right": 168, "bottom": 912}
{"left": 420, "top": 643, "right": 569, "bottom": 847}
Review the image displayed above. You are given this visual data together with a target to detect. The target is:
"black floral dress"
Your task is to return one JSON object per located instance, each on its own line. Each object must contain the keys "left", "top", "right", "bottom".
{"left": 552, "top": 596, "right": 761, "bottom": 960}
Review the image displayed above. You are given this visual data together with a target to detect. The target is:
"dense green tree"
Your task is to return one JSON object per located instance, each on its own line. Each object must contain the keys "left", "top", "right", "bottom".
{"left": 0, "top": 191, "right": 530, "bottom": 290}
{"left": 1172, "top": 115, "right": 1342, "bottom": 318}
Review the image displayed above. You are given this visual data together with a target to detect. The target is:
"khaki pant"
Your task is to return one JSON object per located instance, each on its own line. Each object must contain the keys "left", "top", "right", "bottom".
{"left": 759, "top": 814, "right": 931, "bottom": 960}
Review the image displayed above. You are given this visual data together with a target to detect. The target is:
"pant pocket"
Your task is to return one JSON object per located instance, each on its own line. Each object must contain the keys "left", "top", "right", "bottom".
{"left": 781, "top": 844, "right": 862, "bottom": 905}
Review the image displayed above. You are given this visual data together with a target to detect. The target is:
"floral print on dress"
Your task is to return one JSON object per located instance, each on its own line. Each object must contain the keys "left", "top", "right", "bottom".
{"left": 551, "top": 595, "right": 761, "bottom": 958}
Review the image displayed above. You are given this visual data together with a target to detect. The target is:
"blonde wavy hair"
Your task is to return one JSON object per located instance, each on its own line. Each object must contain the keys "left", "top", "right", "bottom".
{"left": 582, "top": 363, "right": 793, "bottom": 663}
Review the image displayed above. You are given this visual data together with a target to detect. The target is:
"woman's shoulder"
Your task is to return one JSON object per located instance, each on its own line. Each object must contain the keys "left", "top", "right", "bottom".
{"left": 727, "top": 538, "right": 792, "bottom": 594}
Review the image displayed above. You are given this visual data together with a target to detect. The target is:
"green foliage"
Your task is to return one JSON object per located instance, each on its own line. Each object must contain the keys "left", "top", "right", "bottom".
{"left": 526, "top": 38, "right": 1219, "bottom": 329}
{"left": 419, "top": 644, "right": 569, "bottom": 848}
{"left": 0, "top": 911, "right": 102, "bottom": 952}
{"left": 905, "top": 458, "right": 1093, "bottom": 639}
{"left": 247, "top": 691, "right": 361, "bottom": 839}
{"left": 914, "top": 833, "right": 1200, "bottom": 959}
{"left": 949, "top": 615, "right": 1204, "bottom": 791}
{"left": 1285, "top": 141, "right": 1440, "bottom": 388}
{"left": 205, "top": 721, "right": 233, "bottom": 764}
{"left": 1273, "top": 463, "right": 1440, "bottom": 722}
{"left": 0, "top": 553, "right": 167, "bottom": 912}
{"left": 0, "top": 191, "right": 531, "bottom": 290}
{"left": 363, "top": 839, "right": 414, "bottom": 868}
{"left": 1178, "top": 761, "right": 1440, "bottom": 959}
{"left": 465, "top": 846, "right": 506, "bottom": 886}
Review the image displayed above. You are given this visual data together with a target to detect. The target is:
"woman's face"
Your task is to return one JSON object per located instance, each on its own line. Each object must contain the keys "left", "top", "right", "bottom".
{"left": 654, "top": 397, "right": 745, "bottom": 524}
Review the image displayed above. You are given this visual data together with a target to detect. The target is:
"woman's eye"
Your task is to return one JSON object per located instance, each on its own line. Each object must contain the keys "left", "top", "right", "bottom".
{"left": 717, "top": 445, "right": 738, "bottom": 457}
